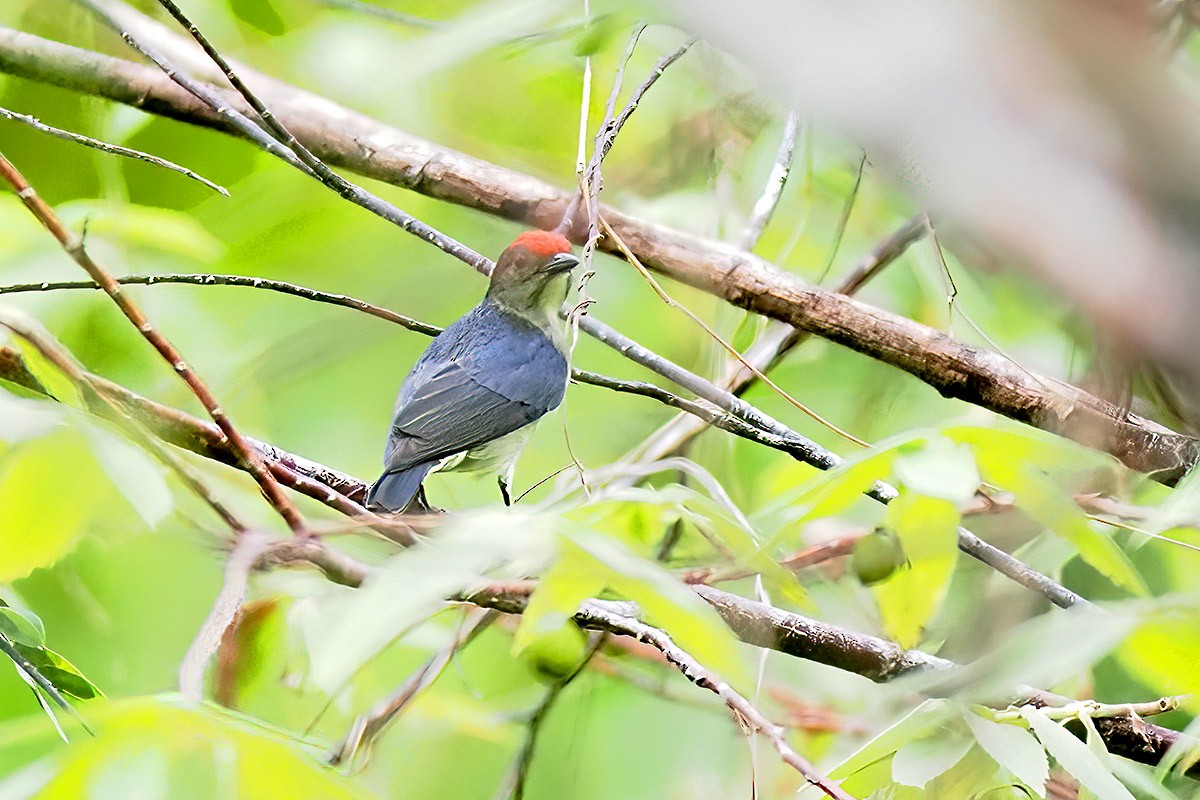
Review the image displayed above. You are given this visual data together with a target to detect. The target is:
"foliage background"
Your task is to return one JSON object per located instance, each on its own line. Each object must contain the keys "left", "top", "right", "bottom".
{"left": 0, "top": 0, "right": 1198, "bottom": 798}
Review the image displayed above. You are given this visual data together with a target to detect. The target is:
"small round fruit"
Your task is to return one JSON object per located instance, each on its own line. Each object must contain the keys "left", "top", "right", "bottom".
{"left": 852, "top": 529, "right": 906, "bottom": 585}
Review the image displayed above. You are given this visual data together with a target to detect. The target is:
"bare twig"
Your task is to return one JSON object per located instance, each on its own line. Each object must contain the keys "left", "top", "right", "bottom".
{"left": 574, "top": 599, "right": 855, "bottom": 799}
{"left": 0, "top": 274, "right": 441, "bottom": 336}
{"left": 313, "top": 0, "right": 439, "bottom": 27}
{"left": 0, "top": 105, "right": 227, "bottom": 194}
{"left": 0, "top": 151, "right": 307, "bottom": 534}
{"left": 179, "top": 531, "right": 272, "bottom": 701}
{"left": 330, "top": 609, "right": 494, "bottom": 769}
{"left": 739, "top": 110, "right": 800, "bottom": 251}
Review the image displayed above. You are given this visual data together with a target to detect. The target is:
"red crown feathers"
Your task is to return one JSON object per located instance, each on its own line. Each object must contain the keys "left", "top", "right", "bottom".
{"left": 512, "top": 230, "right": 573, "bottom": 257}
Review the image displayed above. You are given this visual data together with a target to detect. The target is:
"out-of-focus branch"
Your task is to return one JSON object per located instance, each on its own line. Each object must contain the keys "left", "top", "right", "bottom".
{"left": 0, "top": 344, "right": 386, "bottom": 525}
{"left": 0, "top": 26, "right": 1188, "bottom": 480}
{"left": 0, "top": 150, "right": 307, "bottom": 534}
{"left": 329, "top": 609, "right": 494, "bottom": 769}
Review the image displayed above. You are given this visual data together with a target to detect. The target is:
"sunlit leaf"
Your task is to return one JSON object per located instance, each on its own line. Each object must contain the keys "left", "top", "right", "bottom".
{"left": 0, "top": 697, "right": 372, "bottom": 800}
{"left": 0, "top": 607, "right": 45, "bottom": 648}
{"left": 893, "top": 436, "right": 980, "bottom": 504}
{"left": 962, "top": 707, "right": 1049, "bottom": 797}
{"left": 891, "top": 729, "right": 973, "bottom": 788}
{"left": 0, "top": 431, "right": 107, "bottom": 582}
{"left": 557, "top": 529, "right": 749, "bottom": 686}
{"left": 1019, "top": 707, "right": 1136, "bottom": 800}
{"left": 871, "top": 493, "right": 959, "bottom": 648}
{"left": 303, "top": 509, "right": 557, "bottom": 695}
{"left": 974, "top": 456, "right": 1146, "bottom": 596}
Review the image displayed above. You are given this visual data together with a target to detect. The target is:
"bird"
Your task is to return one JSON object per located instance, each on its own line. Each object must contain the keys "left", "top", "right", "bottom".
{"left": 366, "top": 230, "right": 579, "bottom": 513}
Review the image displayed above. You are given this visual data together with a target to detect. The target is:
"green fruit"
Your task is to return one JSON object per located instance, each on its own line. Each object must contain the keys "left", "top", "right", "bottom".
{"left": 852, "top": 529, "right": 906, "bottom": 585}
{"left": 522, "top": 624, "right": 587, "bottom": 682}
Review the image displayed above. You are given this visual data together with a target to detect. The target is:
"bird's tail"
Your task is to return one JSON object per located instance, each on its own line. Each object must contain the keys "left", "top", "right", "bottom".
{"left": 366, "top": 462, "right": 436, "bottom": 513}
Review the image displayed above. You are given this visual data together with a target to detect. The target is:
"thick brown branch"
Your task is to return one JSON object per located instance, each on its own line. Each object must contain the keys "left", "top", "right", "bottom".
{"left": 0, "top": 27, "right": 1188, "bottom": 480}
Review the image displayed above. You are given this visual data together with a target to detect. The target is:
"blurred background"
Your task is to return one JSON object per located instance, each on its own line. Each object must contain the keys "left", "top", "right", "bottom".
{"left": 2, "top": 0, "right": 1200, "bottom": 797}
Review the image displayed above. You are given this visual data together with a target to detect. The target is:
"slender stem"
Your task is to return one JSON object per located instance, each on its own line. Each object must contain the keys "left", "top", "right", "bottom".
{"left": 0, "top": 105, "right": 227, "bottom": 194}
{"left": 0, "top": 152, "right": 306, "bottom": 534}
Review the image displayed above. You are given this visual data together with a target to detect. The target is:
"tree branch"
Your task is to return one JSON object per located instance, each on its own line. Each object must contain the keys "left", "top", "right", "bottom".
{"left": 0, "top": 150, "right": 307, "bottom": 534}
{"left": 0, "top": 26, "right": 1189, "bottom": 480}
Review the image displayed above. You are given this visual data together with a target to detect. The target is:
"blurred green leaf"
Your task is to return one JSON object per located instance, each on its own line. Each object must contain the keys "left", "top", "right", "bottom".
{"left": 0, "top": 431, "right": 106, "bottom": 582}
{"left": 974, "top": 455, "right": 1146, "bottom": 596}
{"left": 893, "top": 436, "right": 979, "bottom": 504}
{"left": 891, "top": 730, "right": 973, "bottom": 789}
{"left": 555, "top": 529, "right": 749, "bottom": 687}
{"left": 302, "top": 508, "right": 557, "bottom": 695}
{"left": 0, "top": 697, "right": 371, "bottom": 800}
{"left": 1019, "top": 707, "right": 1135, "bottom": 800}
{"left": 871, "top": 493, "right": 959, "bottom": 648}
{"left": 56, "top": 201, "right": 225, "bottom": 262}
{"left": 962, "top": 707, "right": 1049, "bottom": 796}
{"left": 81, "top": 426, "right": 172, "bottom": 528}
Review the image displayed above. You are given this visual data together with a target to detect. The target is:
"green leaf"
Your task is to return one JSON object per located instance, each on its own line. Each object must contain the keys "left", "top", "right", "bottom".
{"left": 1019, "top": 707, "right": 1136, "bottom": 800}
{"left": 974, "top": 456, "right": 1146, "bottom": 596}
{"left": 0, "top": 431, "right": 107, "bottom": 582}
{"left": 13, "top": 644, "right": 103, "bottom": 701}
{"left": 962, "top": 708, "right": 1049, "bottom": 796}
{"left": 893, "top": 436, "right": 980, "bottom": 504}
{"left": 813, "top": 699, "right": 953, "bottom": 797}
{"left": 9, "top": 338, "right": 82, "bottom": 409}
{"left": 0, "top": 607, "right": 45, "bottom": 648}
{"left": 81, "top": 426, "right": 172, "bottom": 528}
{"left": 514, "top": 544, "right": 604, "bottom": 656}
{"left": 0, "top": 697, "right": 373, "bottom": 800}
{"left": 891, "top": 730, "right": 973, "bottom": 788}
{"left": 950, "top": 603, "right": 1138, "bottom": 700}
{"left": 871, "top": 493, "right": 960, "bottom": 648}
{"left": 558, "top": 529, "right": 749, "bottom": 687}
{"left": 303, "top": 508, "right": 557, "bottom": 695}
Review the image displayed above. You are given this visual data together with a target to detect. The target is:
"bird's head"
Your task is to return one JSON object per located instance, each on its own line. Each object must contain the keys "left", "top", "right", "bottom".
{"left": 487, "top": 231, "right": 579, "bottom": 324}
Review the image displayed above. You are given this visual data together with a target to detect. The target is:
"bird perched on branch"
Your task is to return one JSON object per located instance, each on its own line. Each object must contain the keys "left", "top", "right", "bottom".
{"left": 367, "top": 231, "right": 579, "bottom": 513}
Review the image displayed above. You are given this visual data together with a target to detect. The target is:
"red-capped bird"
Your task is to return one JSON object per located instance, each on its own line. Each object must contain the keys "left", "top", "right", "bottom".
{"left": 367, "top": 231, "right": 579, "bottom": 512}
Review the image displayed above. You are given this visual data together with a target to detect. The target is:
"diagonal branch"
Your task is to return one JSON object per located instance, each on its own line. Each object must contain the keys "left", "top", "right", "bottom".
{"left": 0, "top": 150, "right": 307, "bottom": 534}
{"left": 0, "top": 104, "right": 227, "bottom": 194}
{"left": 0, "top": 24, "right": 1189, "bottom": 480}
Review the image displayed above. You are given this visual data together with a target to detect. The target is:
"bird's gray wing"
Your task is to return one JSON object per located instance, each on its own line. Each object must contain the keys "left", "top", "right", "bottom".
{"left": 381, "top": 359, "right": 545, "bottom": 473}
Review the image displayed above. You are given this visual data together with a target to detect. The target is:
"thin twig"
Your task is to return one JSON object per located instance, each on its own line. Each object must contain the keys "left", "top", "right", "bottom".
{"left": 330, "top": 609, "right": 494, "bottom": 769}
{"left": 0, "top": 151, "right": 307, "bottom": 534}
{"left": 0, "top": 313, "right": 248, "bottom": 532}
{"left": 313, "top": 0, "right": 439, "bottom": 27}
{"left": 179, "top": 531, "right": 272, "bottom": 701}
{"left": 0, "top": 274, "right": 440, "bottom": 335}
{"left": 506, "top": 634, "right": 607, "bottom": 800}
{"left": 575, "top": 600, "right": 855, "bottom": 799}
{"left": 739, "top": 110, "right": 799, "bottom": 251}
{"left": 601, "top": 215, "right": 869, "bottom": 448}
{"left": 0, "top": 105, "right": 227, "bottom": 194}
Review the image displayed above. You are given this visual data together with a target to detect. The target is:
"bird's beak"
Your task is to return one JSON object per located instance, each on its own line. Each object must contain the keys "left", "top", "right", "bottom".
{"left": 545, "top": 252, "right": 579, "bottom": 275}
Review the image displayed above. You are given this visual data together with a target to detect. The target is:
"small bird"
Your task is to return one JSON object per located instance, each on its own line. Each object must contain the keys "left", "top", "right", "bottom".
{"left": 367, "top": 231, "right": 579, "bottom": 512}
